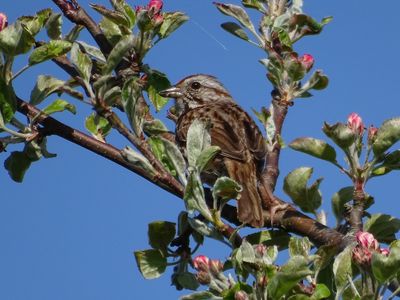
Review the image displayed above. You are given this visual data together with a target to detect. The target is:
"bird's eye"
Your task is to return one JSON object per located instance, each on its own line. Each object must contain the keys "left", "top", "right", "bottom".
{"left": 191, "top": 81, "right": 201, "bottom": 90}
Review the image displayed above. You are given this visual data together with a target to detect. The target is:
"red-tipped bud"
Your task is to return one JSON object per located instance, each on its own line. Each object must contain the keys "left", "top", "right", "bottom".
{"left": 356, "top": 231, "right": 379, "bottom": 251}
{"left": 152, "top": 13, "right": 164, "bottom": 26}
{"left": 299, "top": 54, "right": 314, "bottom": 71}
{"left": 380, "top": 248, "right": 390, "bottom": 256}
{"left": 193, "top": 255, "right": 210, "bottom": 272}
{"left": 196, "top": 270, "right": 211, "bottom": 285}
{"left": 254, "top": 244, "right": 267, "bottom": 257}
{"left": 348, "top": 113, "right": 364, "bottom": 135}
{"left": 148, "top": 0, "right": 163, "bottom": 13}
{"left": 234, "top": 291, "right": 249, "bottom": 300}
{"left": 368, "top": 126, "right": 378, "bottom": 143}
{"left": 257, "top": 275, "right": 268, "bottom": 287}
{"left": 135, "top": 6, "right": 146, "bottom": 13}
{"left": 0, "top": 13, "right": 8, "bottom": 32}
{"left": 209, "top": 259, "right": 223, "bottom": 276}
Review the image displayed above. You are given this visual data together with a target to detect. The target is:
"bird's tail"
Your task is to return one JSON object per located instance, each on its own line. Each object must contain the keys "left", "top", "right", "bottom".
{"left": 224, "top": 159, "right": 264, "bottom": 227}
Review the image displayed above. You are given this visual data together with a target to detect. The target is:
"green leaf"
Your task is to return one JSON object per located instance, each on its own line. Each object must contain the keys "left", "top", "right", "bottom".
{"left": 289, "top": 137, "right": 337, "bottom": 163}
{"left": 143, "top": 119, "right": 169, "bottom": 136}
{"left": 18, "top": 9, "right": 52, "bottom": 36}
{"left": 4, "top": 151, "right": 32, "bottom": 182}
{"left": 331, "top": 186, "right": 353, "bottom": 224}
{"left": 373, "top": 118, "right": 400, "bottom": 155}
{"left": 121, "top": 77, "right": 145, "bottom": 136}
{"left": 372, "top": 150, "right": 400, "bottom": 176}
{"left": 212, "top": 176, "right": 241, "bottom": 201}
{"left": 220, "top": 22, "right": 249, "bottom": 41}
{"left": 321, "top": 16, "right": 333, "bottom": 26}
{"left": 196, "top": 145, "right": 220, "bottom": 172}
{"left": 311, "top": 284, "right": 331, "bottom": 300}
{"left": 30, "top": 75, "right": 66, "bottom": 105}
{"left": 65, "top": 25, "right": 84, "bottom": 42}
{"left": 289, "top": 237, "right": 311, "bottom": 258}
{"left": 372, "top": 241, "right": 400, "bottom": 284}
{"left": 29, "top": 40, "right": 72, "bottom": 65}
{"left": 158, "top": 12, "right": 189, "bottom": 39}
{"left": 121, "top": 146, "right": 155, "bottom": 176}
{"left": 99, "top": 17, "right": 123, "bottom": 45}
{"left": 187, "top": 217, "right": 224, "bottom": 243}
{"left": 148, "top": 136, "right": 186, "bottom": 184}
{"left": 332, "top": 246, "right": 354, "bottom": 296}
{"left": 45, "top": 13, "right": 62, "bottom": 39}
{"left": 90, "top": 3, "right": 129, "bottom": 27}
{"left": 0, "top": 21, "right": 35, "bottom": 55}
{"left": 267, "top": 256, "right": 313, "bottom": 299}
{"left": 42, "top": 99, "right": 76, "bottom": 115}
{"left": 284, "top": 55, "right": 305, "bottom": 81}
{"left": 214, "top": 3, "right": 255, "bottom": 32}
{"left": 134, "top": 249, "right": 167, "bottom": 279}
{"left": 181, "top": 291, "right": 222, "bottom": 300}
{"left": 70, "top": 43, "right": 92, "bottom": 83}
{"left": 322, "top": 122, "right": 355, "bottom": 149}
{"left": 184, "top": 168, "right": 212, "bottom": 221}
{"left": 103, "top": 34, "right": 134, "bottom": 74}
{"left": 77, "top": 41, "right": 106, "bottom": 63}
{"left": 0, "top": 77, "right": 16, "bottom": 123}
{"left": 283, "top": 167, "right": 323, "bottom": 214}
{"left": 175, "top": 272, "right": 199, "bottom": 291}
{"left": 148, "top": 221, "right": 176, "bottom": 251}
{"left": 85, "top": 113, "right": 112, "bottom": 141}
{"left": 146, "top": 70, "right": 171, "bottom": 112}
{"left": 364, "top": 214, "right": 400, "bottom": 244}
{"left": 302, "top": 70, "right": 329, "bottom": 91}
{"left": 186, "top": 119, "right": 211, "bottom": 167}
{"left": 241, "top": 0, "right": 266, "bottom": 11}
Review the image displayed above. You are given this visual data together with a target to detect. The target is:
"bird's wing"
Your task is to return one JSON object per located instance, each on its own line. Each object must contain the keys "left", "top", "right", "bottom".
{"left": 176, "top": 103, "right": 267, "bottom": 164}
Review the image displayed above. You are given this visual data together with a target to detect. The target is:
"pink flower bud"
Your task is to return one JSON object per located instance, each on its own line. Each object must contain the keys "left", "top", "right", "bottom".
{"left": 299, "top": 54, "right": 314, "bottom": 71}
{"left": 135, "top": 6, "right": 146, "bottom": 13}
{"left": 148, "top": 0, "right": 163, "bottom": 13}
{"left": 368, "top": 126, "right": 378, "bottom": 143}
{"left": 0, "top": 13, "right": 8, "bottom": 32}
{"left": 347, "top": 113, "right": 365, "bottom": 135}
{"left": 193, "top": 255, "right": 210, "bottom": 272}
{"left": 234, "top": 290, "right": 249, "bottom": 300}
{"left": 152, "top": 13, "right": 164, "bottom": 26}
{"left": 380, "top": 248, "right": 390, "bottom": 256}
{"left": 356, "top": 231, "right": 379, "bottom": 251}
{"left": 209, "top": 259, "right": 223, "bottom": 276}
{"left": 254, "top": 244, "right": 267, "bottom": 257}
{"left": 196, "top": 270, "right": 211, "bottom": 285}
{"left": 352, "top": 245, "right": 373, "bottom": 267}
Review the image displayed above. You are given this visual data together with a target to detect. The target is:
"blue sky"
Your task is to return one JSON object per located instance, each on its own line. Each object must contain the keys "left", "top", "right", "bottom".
{"left": 1, "top": 1, "right": 400, "bottom": 299}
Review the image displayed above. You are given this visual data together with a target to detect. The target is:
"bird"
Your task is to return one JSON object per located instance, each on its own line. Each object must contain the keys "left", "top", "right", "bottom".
{"left": 159, "top": 74, "right": 267, "bottom": 227}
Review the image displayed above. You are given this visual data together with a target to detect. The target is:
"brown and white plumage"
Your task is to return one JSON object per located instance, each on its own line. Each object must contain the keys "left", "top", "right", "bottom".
{"left": 160, "top": 75, "right": 266, "bottom": 227}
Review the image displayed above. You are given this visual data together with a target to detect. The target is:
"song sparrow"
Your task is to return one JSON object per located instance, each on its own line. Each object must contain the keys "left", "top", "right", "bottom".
{"left": 160, "top": 74, "right": 267, "bottom": 227}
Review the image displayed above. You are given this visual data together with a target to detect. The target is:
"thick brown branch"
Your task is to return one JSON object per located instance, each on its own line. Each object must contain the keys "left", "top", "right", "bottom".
{"left": 16, "top": 97, "right": 183, "bottom": 196}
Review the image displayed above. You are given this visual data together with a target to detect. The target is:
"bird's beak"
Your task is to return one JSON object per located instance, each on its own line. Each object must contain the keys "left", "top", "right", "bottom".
{"left": 159, "top": 86, "right": 183, "bottom": 98}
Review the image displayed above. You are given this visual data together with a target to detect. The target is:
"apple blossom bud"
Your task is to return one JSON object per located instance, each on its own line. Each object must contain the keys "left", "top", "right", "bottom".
{"left": 193, "top": 255, "right": 210, "bottom": 272}
{"left": 368, "top": 126, "right": 378, "bottom": 143}
{"left": 352, "top": 245, "right": 372, "bottom": 267}
{"left": 347, "top": 113, "right": 364, "bottom": 135}
{"left": 299, "top": 54, "right": 314, "bottom": 71}
{"left": 135, "top": 6, "right": 145, "bottom": 13}
{"left": 380, "top": 248, "right": 390, "bottom": 256}
{"left": 148, "top": 0, "right": 163, "bottom": 14}
{"left": 0, "top": 13, "right": 8, "bottom": 32}
{"left": 356, "top": 231, "right": 379, "bottom": 251}
{"left": 234, "top": 290, "right": 249, "bottom": 300}
{"left": 152, "top": 13, "right": 164, "bottom": 26}
{"left": 196, "top": 271, "right": 211, "bottom": 285}
{"left": 209, "top": 259, "right": 223, "bottom": 276}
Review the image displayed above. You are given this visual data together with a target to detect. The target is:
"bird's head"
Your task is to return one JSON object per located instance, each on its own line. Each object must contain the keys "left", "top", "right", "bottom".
{"left": 159, "top": 74, "right": 234, "bottom": 109}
